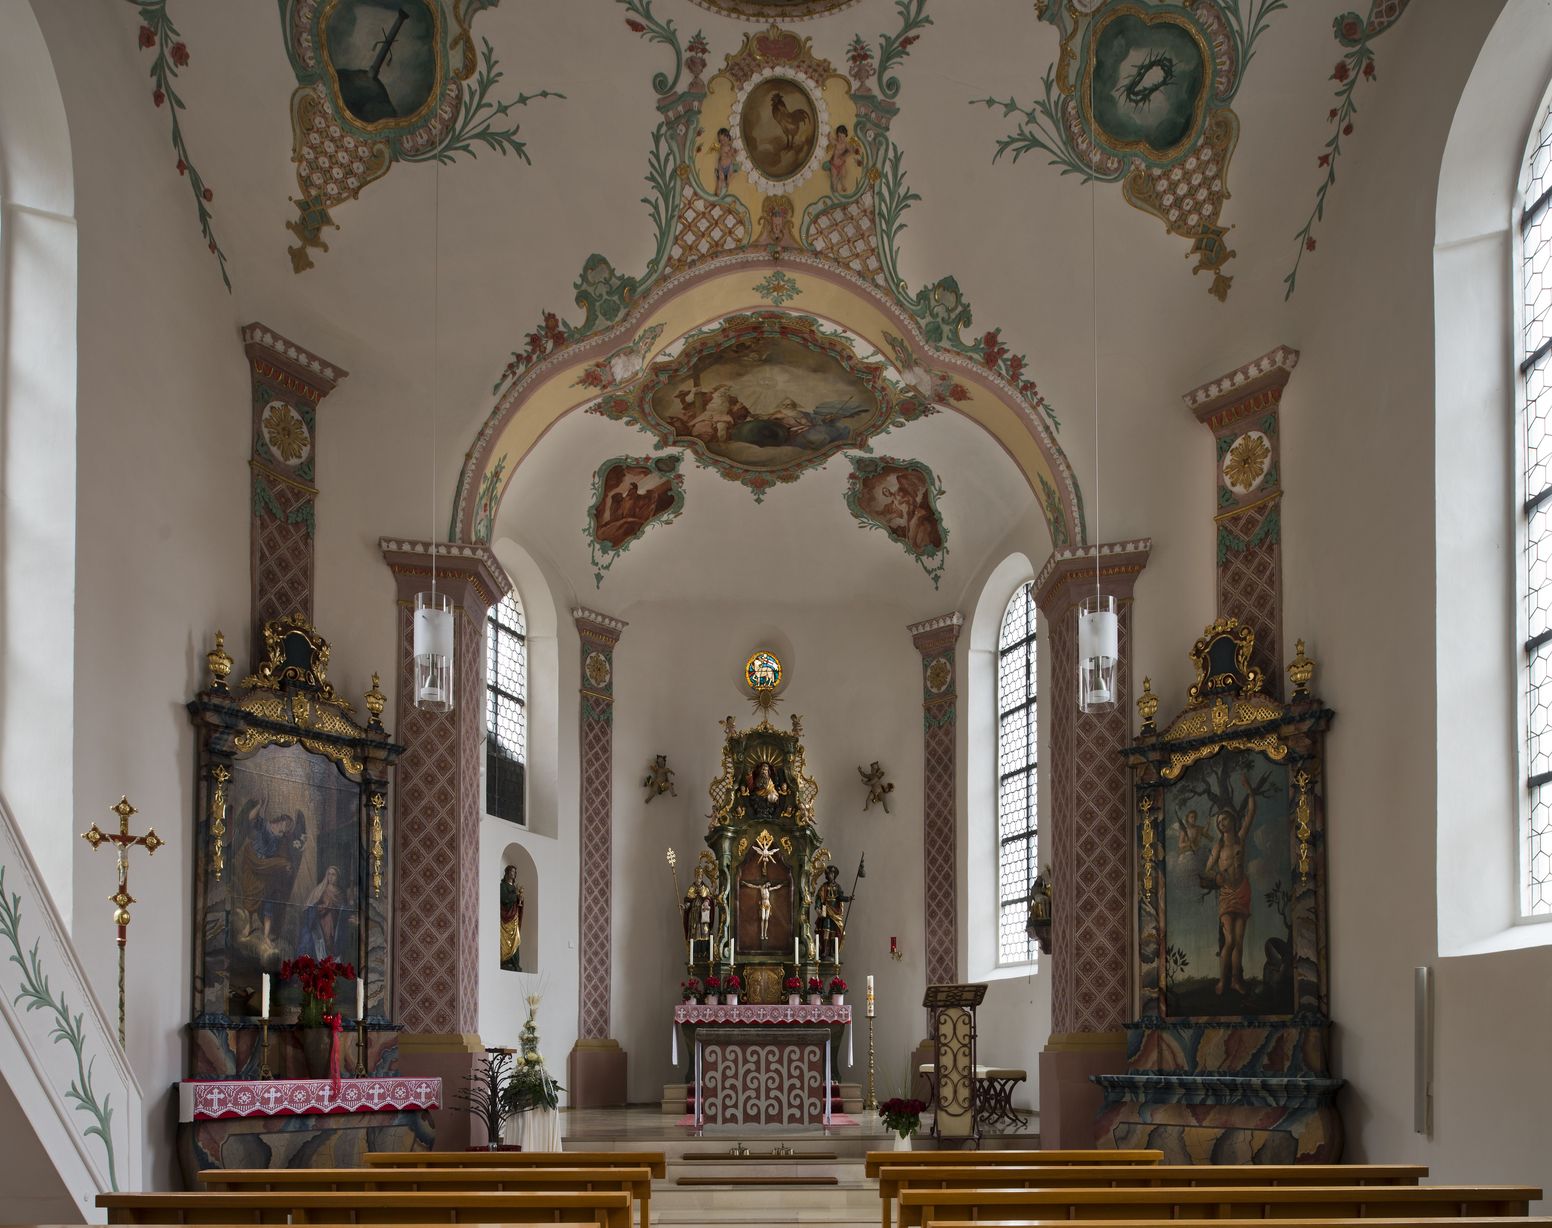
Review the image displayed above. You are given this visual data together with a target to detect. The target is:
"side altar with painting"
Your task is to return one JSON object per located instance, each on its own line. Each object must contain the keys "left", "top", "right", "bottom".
{"left": 1097, "top": 620, "right": 1340, "bottom": 1161}
{"left": 179, "top": 615, "right": 436, "bottom": 1180}
{"left": 669, "top": 653, "right": 855, "bottom": 1128}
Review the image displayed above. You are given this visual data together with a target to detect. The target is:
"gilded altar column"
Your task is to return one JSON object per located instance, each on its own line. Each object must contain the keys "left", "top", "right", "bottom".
{"left": 1033, "top": 539, "right": 1150, "bottom": 1148}
{"left": 1185, "top": 346, "right": 1300, "bottom": 696}
{"left": 380, "top": 539, "right": 510, "bottom": 1149}
{"left": 241, "top": 323, "right": 347, "bottom": 658}
{"left": 909, "top": 613, "right": 965, "bottom": 987}
{"left": 569, "top": 607, "right": 629, "bottom": 1108}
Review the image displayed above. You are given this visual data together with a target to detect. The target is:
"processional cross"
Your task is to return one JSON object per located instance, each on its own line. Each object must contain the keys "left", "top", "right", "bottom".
{"left": 81, "top": 796, "right": 165, "bottom": 1046}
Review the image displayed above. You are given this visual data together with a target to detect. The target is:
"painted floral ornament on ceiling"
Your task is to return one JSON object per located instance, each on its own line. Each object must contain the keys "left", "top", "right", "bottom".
{"left": 585, "top": 453, "right": 687, "bottom": 587}
{"left": 688, "top": 0, "right": 862, "bottom": 21}
{"left": 977, "top": 0, "right": 1289, "bottom": 301}
{"left": 279, "top": 0, "right": 561, "bottom": 272}
{"left": 844, "top": 454, "right": 948, "bottom": 588}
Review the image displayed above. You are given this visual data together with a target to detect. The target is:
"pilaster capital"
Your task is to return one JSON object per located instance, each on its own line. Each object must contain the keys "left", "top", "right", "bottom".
{"left": 1183, "top": 345, "right": 1300, "bottom": 434}
{"left": 380, "top": 539, "right": 510, "bottom": 617}
{"left": 573, "top": 608, "right": 628, "bottom": 648}
{"left": 1034, "top": 539, "right": 1152, "bottom": 618}
{"left": 241, "top": 321, "right": 348, "bottom": 400}
{"left": 908, "top": 611, "right": 964, "bottom": 656}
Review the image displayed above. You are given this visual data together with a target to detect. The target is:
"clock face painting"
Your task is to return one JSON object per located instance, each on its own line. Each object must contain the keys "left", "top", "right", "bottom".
{"left": 745, "top": 650, "right": 782, "bottom": 693}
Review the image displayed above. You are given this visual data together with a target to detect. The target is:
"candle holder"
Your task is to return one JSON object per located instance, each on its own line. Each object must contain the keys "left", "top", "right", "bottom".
{"left": 864, "top": 1014, "right": 878, "bottom": 1111}
{"left": 355, "top": 1019, "right": 369, "bottom": 1078}
{"left": 259, "top": 1018, "right": 273, "bottom": 1080}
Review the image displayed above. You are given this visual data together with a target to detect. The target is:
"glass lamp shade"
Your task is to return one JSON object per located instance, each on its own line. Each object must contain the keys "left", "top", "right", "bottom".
{"left": 413, "top": 591, "right": 454, "bottom": 713}
{"left": 1077, "top": 593, "right": 1119, "bottom": 713}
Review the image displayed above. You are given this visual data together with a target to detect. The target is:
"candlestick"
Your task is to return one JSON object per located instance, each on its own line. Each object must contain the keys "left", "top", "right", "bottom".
{"left": 260, "top": 972, "right": 270, "bottom": 1020}
{"left": 259, "top": 1017, "right": 272, "bottom": 1081}
{"left": 864, "top": 1013, "right": 878, "bottom": 1111}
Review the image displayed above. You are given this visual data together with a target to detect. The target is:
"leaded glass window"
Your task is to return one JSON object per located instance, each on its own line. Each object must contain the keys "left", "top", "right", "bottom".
{"left": 1521, "top": 88, "right": 1552, "bottom": 917}
{"left": 997, "top": 581, "right": 1038, "bottom": 964}
{"left": 486, "top": 591, "right": 526, "bottom": 825}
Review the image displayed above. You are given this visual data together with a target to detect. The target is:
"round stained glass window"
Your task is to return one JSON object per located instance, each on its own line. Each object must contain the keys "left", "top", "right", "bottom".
{"left": 745, "top": 650, "right": 782, "bottom": 692}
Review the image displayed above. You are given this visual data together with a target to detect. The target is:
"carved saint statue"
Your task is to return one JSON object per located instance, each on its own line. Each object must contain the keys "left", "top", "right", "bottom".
{"left": 684, "top": 882, "right": 716, "bottom": 944}
{"left": 500, "top": 866, "right": 525, "bottom": 972}
{"left": 739, "top": 761, "right": 789, "bottom": 823}
{"left": 739, "top": 876, "right": 785, "bottom": 941}
{"left": 813, "top": 864, "right": 849, "bottom": 962}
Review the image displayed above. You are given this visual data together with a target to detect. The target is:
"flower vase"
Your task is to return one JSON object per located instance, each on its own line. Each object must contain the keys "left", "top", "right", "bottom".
{"left": 726, "top": 993, "right": 739, "bottom": 1006}
{"left": 705, "top": 993, "right": 719, "bottom": 1006}
{"left": 299, "top": 1026, "right": 334, "bottom": 1080}
{"left": 831, "top": 993, "right": 845, "bottom": 1006}
{"left": 787, "top": 994, "right": 800, "bottom": 1006}
{"left": 893, "top": 1130, "right": 915, "bottom": 1151}
{"left": 517, "top": 1105, "right": 561, "bottom": 1152}
{"left": 806, "top": 993, "right": 822, "bottom": 1006}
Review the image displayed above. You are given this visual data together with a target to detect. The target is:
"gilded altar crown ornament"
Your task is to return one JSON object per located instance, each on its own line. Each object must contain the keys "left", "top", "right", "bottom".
{"left": 1137, "top": 676, "right": 1159, "bottom": 733}
{"left": 81, "top": 796, "right": 165, "bottom": 1045}
{"left": 364, "top": 672, "right": 387, "bottom": 727}
{"left": 1288, "top": 639, "right": 1316, "bottom": 699}
{"left": 206, "top": 630, "right": 234, "bottom": 691}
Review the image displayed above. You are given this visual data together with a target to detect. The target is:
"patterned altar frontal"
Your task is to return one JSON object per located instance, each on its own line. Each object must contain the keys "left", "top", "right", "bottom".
{"left": 698, "top": 1027, "right": 830, "bottom": 1127}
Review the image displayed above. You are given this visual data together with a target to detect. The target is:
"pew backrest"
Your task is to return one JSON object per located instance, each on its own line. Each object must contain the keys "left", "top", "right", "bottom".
{"left": 922, "top": 1219, "right": 1551, "bottom": 1228}
{"left": 864, "top": 1148, "right": 1161, "bottom": 1179}
{"left": 98, "top": 1189, "right": 632, "bottom": 1228}
{"left": 365, "top": 1150, "right": 668, "bottom": 1180}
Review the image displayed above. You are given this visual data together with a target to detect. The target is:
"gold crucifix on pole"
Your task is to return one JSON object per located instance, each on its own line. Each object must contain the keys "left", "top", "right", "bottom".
{"left": 81, "top": 796, "right": 165, "bottom": 1046}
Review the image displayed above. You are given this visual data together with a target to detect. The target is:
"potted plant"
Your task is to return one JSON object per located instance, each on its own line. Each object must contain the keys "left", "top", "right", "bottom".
{"left": 681, "top": 977, "right": 702, "bottom": 1004}
{"left": 723, "top": 971, "right": 742, "bottom": 1006}
{"left": 500, "top": 992, "right": 563, "bottom": 1151}
{"left": 879, "top": 1095, "right": 927, "bottom": 1149}
{"left": 784, "top": 974, "right": 802, "bottom": 1005}
{"left": 278, "top": 953, "right": 355, "bottom": 1079}
{"left": 828, "top": 975, "right": 848, "bottom": 1005}
{"left": 806, "top": 975, "right": 823, "bottom": 1006}
{"left": 703, "top": 974, "right": 721, "bottom": 1006}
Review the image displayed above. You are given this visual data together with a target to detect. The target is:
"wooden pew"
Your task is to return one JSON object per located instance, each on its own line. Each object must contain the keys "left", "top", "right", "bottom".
{"left": 901, "top": 1184, "right": 1543, "bottom": 1223}
{"left": 924, "top": 1220, "right": 1552, "bottom": 1228}
{"left": 198, "top": 1167, "right": 652, "bottom": 1228}
{"left": 867, "top": 1151, "right": 1162, "bottom": 1228}
{"left": 883, "top": 1164, "right": 1428, "bottom": 1228}
{"left": 365, "top": 1151, "right": 668, "bottom": 1180}
{"left": 97, "top": 1189, "right": 631, "bottom": 1227}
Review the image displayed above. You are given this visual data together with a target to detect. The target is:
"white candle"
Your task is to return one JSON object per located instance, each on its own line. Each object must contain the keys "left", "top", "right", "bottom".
{"left": 729, "top": 938, "right": 736, "bottom": 967}
{"left": 866, "top": 974, "right": 875, "bottom": 1019}
{"left": 794, "top": 937, "right": 800, "bottom": 967}
{"left": 260, "top": 973, "right": 270, "bottom": 1020}
{"left": 356, "top": 976, "right": 365, "bottom": 1022}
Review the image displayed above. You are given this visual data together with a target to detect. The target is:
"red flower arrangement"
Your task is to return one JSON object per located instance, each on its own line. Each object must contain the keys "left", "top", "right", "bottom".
{"left": 681, "top": 978, "right": 702, "bottom": 1002}
{"left": 879, "top": 1096, "right": 927, "bottom": 1139}
{"left": 806, "top": 975, "right": 823, "bottom": 993}
{"left": 828, "top": 976, "right": 848, "bottom": 995}
{"left": 703, "top": 974, "right": 722, "bottom": 993}
{"left": 279, "top": 953, "right": 355, "bottom": 1026}
{"left": 723, "top": 972, "right": 742, "bottom": 994}
{"left": 784, "top": 975, "right": 803, "bottom": 993}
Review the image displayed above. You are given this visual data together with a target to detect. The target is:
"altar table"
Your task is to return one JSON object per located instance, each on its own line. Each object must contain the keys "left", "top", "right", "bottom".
{"left": 175, "top": 1077, "right": 439, "bottom": 1184}
{"left": 672, "top": 1004, "right": 851, "bottom": 1129}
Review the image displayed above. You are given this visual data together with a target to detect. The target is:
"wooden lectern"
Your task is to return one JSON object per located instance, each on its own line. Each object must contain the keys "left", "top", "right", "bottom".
{"left": 923, "top": 983, "right": 986, "bottom": 1144}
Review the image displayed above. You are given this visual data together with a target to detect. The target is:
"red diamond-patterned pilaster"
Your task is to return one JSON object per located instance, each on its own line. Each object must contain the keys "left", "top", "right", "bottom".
{"left": 380, "top": 540, "right": 510, "bottom": 1035}
{"left": 909, "top": 612, "right": 963, "bottom": 987}
{"left": 1185, "top": 346, "right": 1299, "bottom": 698}
{"left": 574, "top": 608, "right": 627, "bottom": 1041}
{"left": 242, "top": 323, "right": 346, "bottom": 659}
{"left": 1034, "top": 541, "right": 1150, "bottom": 1035}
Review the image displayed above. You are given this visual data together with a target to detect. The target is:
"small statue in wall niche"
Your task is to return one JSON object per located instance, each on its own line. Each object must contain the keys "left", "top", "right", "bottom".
{"left": 858, "top": 762, "right": 894, "bottom": 813}
{"left": 643, "top": 754, "right": 677, "bottom": 803}
{"left": 500, "top": 867, "right": 525, "bottom": 973}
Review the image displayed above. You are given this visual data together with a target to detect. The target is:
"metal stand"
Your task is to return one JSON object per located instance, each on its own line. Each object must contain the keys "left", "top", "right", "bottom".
{"left": 864, "top": 1014, "right": 878, "bottom": 1111}
{"left": 355, "top": 1020, "right": 369, "bottom": 1078}
{"left": 259, "top": 1018, "right": 273, "bottom": 1080}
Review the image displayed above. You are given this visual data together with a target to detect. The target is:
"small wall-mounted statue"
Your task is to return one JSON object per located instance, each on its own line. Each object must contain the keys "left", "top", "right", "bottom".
{"left": 858, "top": 761, "right": 894, "bottom": 813}
{"left": 643, "top": 754, "right": 677, "bottom": 803}
{"left": 500, "top": 866, "right": 525, "bottom": 972}
{"left": 1027, "top": 869, "right": 1052, "bottom": 955}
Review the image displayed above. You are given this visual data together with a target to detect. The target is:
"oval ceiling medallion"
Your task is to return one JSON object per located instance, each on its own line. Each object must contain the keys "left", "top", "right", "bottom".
{"left": 688, "top": 0, "right": 860, "bottom": 20}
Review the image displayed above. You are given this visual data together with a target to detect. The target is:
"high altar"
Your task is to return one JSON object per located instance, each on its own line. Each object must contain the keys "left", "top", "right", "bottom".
{"left": 671, "top": 684, "right": 853, "bottom": 1128}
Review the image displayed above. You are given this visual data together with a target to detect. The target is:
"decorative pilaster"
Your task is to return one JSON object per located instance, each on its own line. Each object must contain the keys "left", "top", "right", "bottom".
{"left": 1034, "top": 539, "right": 1150, "bottom": 1147}
{"left": 1185, "top": 346, "right": 1299, "bottom": 696}
{"left": 378, "top": 540, "right": 509, "bottom": 1037}
{"left": 909, "top": 613, "right": 964, "bottom": 986}
{"left": 242, "top": 323, "right": 346, "bottom": 655}
{"left": 570, "top": 608, "right": 629, "bottom": 1108}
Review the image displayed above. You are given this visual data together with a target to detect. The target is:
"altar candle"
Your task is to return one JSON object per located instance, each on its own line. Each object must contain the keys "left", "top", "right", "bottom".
{"left": 729, "top": 938, "right": 736, "bottom": 967}
{"left": 356, "top": 976, "right": 365, "bottom": 1022}
{"left": 866, "top": 974, "right": 875, "bottom": 1018}
{"left": 794, "top": 937, "right": 800, "bottom": 967}
{"left": 260, "top": 973, "right": 270, "bottom": 1020}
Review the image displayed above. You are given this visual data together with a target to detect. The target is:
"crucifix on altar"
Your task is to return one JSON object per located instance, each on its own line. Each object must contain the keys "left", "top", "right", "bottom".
{"left": 81, "top": 795, "right": 165, "bottom": 1045}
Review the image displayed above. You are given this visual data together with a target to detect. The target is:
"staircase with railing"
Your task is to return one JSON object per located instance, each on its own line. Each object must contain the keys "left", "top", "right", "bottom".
{"left": 0, "top": 791, "right": 142, "bottom": 1218}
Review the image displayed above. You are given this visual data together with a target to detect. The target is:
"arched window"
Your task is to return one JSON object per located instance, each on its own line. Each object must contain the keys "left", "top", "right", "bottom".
{"left": 1521, "top": 85, "right": 1552, "bottom": 918}
{"left": 996, "top": 581, "right": 1038, "bottom": 964}
{"left": 486, "top": 591, "right": 527, "bottom": 825}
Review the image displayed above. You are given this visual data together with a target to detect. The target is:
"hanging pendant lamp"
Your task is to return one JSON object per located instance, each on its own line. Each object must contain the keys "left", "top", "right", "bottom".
{"left": 1077, "top": 176, "right": 1118, "bottom": 714}
{"left": 414, "top": 157, "right": 454, "bottom": 713}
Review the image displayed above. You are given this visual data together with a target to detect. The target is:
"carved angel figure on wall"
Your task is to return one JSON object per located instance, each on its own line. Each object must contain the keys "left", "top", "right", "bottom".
{"left": 859, "top": 761, "right": 894, "bottom": 813}
{"left": 643, "top": 754, "right": 677, "bottom": 803}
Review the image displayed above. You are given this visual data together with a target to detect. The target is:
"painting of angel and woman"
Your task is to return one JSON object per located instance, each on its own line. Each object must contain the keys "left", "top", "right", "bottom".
{"left": 1162, "top": 748, "right": 1295, "bottom": 1018}
{"left": 586, "top": 454, "right": 686, "bottom": 586}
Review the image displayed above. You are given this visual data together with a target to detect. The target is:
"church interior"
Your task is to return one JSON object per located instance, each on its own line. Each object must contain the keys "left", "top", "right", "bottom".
{"left": 2, "top": 0, "right": 1552, "bottom": 1223}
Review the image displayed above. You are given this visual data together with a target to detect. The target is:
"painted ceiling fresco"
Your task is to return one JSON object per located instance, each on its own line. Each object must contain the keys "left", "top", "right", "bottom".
{"left": 844, "top": 455, "right": 949, "bottom": 588}
{"left": 586, "top": 453, "right": 687, "bottom": 587}
{"left": 690, "top": 0, "right": 862, "bottom": 21}
{"left": 279, "top": 0, "right": 560, "bottom": 272}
